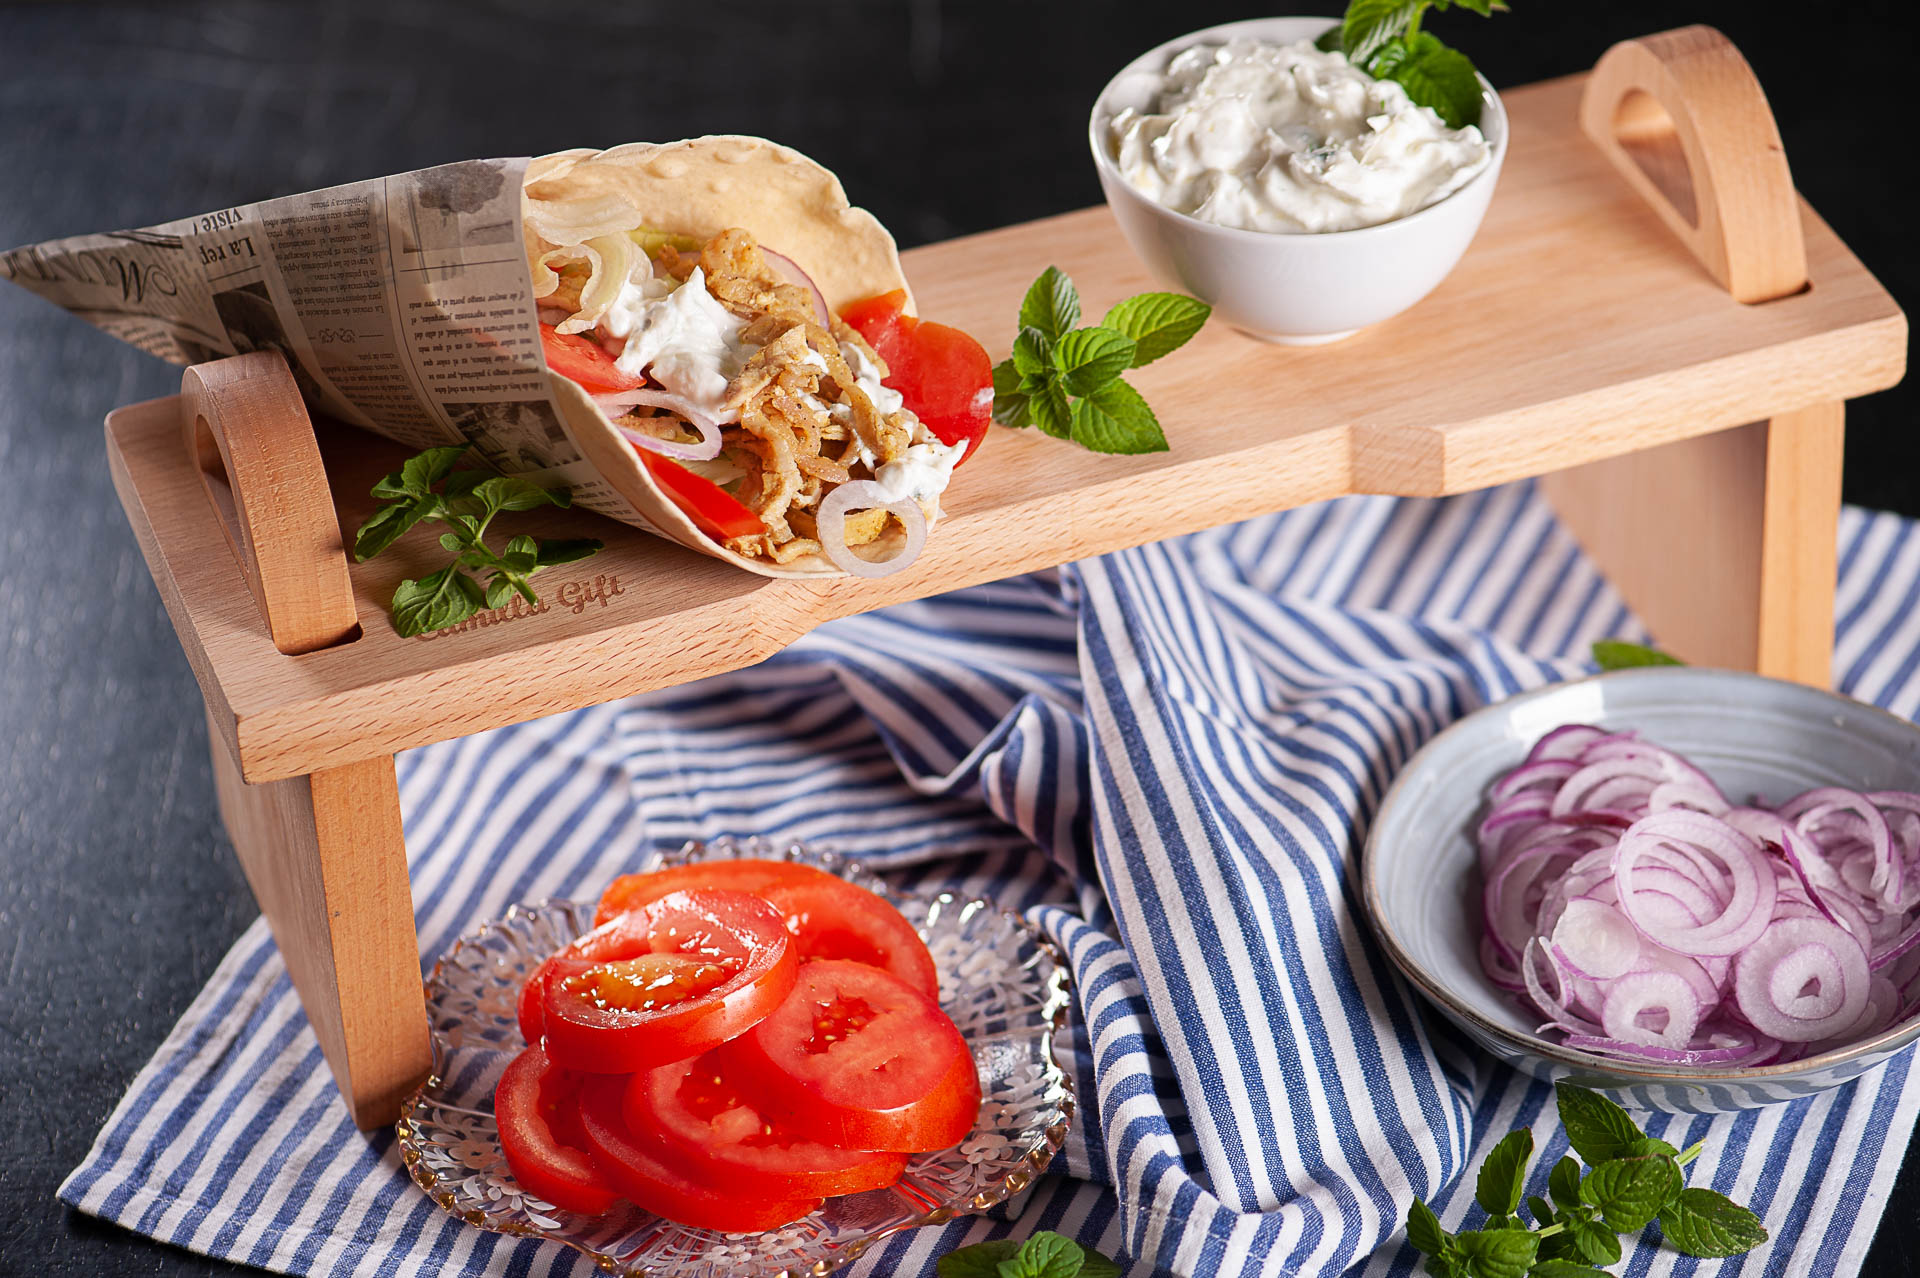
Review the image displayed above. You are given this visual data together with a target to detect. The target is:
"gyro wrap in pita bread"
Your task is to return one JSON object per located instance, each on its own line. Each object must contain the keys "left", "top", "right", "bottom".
{"left": 526, "top": 137, "right": 963, "bottom": 580}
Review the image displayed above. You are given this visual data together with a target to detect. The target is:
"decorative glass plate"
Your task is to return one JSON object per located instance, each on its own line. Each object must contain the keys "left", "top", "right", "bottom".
{"left": 396, "top": 839, "right": 1077, "bottom": 1277}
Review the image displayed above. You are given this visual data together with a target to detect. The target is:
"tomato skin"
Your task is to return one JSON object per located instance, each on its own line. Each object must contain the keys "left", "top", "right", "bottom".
{"left": 624, "top": 1052, "right": 908, "bottom": 1198}
{"left": 541, "top": 323, "right": 641, "bottom": 393}
{"left": 541, "top": 890, "right": 797, "bottom": 1073}
{"left": 640, "top": 453, "right": 765, "bottom": 543}
{"left": 839, "top": 291, "right": 992, "bottom": 463}
{"left": 594, "top": 860, "right": 827, "bottom": 928}
{"left": 577, "top": 1076, "right": 821, "bottom": 1232}
{"left": 595, "top": 861, "right": 939, "bottom": 998}
{"left": 720, "top": 959, "right": 981, "bottom": 1153}
{"left": 493, "top": 1045, "right": 619, "bottom": 1216}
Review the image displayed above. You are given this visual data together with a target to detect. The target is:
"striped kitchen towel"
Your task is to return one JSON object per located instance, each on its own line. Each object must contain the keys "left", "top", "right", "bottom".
{"left": 60, "top": 480, "right": 1920, "bottom": 1278}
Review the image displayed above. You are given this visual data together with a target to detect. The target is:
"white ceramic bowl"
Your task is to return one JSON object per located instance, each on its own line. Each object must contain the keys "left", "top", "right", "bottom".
{"left": 1363, "top": 668, "right": 1920, "bottom": 1113}
{"left": 1088, "top": 16, "right": 1508, "bottom": 345}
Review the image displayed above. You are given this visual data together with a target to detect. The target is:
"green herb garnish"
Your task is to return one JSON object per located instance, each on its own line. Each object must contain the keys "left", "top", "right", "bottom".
{"left": 1405, "top": 1083, "right": 1766, "bottom": 1276}
{"left": 990, "top": 267, "right": 1208, "bottom": 455}
{"left": 937, "top": 1231, "right": 1123, "bottom": 1278}
{"left": 1316, "top": 0, "right": 1507, "bottom": 129}
{"left": 1591, "top": 640, "right": 1684, "bottom": 671}
{"left": 353, "top": 444, "right": 603, "bottom": 636}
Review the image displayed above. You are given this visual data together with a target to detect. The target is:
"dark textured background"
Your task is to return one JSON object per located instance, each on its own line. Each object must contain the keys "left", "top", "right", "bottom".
{"left": 0, "top": 2, "right": 1913, "bottom": 1275}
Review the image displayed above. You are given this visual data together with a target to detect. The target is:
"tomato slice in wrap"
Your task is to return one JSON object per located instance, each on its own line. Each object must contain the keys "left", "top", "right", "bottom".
{"left": 719, "top": 959, "right": 980, "bottom": 1152}
{"left": 839, "top": 290, "right": 992, "bottom": 462}
{"left": 493, "top": 1044, "right": 618, "bottom": 1216}
{"left": 577, "top": 1076, "right": 821, "bottom": 1232}
{"left": 540, "top": 323, "right": 641, "bottom": 393}
{"left": 537, "top": 888, "right": 796, "bottom": 1072}
{"left": 594, "top": 861, "right": 939, "bottom": 998}
{"left": 623, "top": 1051, "right": 908, "bottom": 1198}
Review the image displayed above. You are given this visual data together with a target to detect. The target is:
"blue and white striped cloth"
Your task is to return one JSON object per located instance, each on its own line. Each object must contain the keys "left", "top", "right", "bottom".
{"left": 61, "top": 480, "right": 1920, "bottom": 1277}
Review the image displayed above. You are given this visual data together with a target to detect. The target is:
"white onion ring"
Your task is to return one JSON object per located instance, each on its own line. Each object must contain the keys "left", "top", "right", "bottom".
{"left": 762, "top": 249, "right": 832, "bottom": 327}
{"left": 1612, "top": 812, "right": 1776, "bottom": 957}
{"left": 1733, "top": 916, "right": 1869, "bottom": 1041}
{"left": 600, "top": 388, "right": 725, "bottom": 462}
{"left": 815, "top": 480, "right": 927, "bottom": 578}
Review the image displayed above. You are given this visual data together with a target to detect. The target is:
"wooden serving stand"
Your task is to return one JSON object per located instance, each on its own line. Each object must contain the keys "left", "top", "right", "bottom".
{"left": 104, "top": 28, "right": 1906, "bottom": 1129}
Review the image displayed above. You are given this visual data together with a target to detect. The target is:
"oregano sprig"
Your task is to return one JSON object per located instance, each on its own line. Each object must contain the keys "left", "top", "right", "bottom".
{"left": 990, "top": 267, "right": 1209, "bottom": 455}
{"left": 1316, "top": 0, "right": 1508, "bottom": 129}
{"left": 1405, "top": 1083, "right": 1766, "bottom": 1277}
{"left": 353, "top": 444, "right": 603, "bottom": 636}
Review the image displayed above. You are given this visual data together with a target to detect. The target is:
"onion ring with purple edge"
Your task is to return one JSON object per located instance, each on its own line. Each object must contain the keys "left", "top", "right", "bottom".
{"left": 602, "top": 389, "right": 726, "bottom": 461}
{"left": 1732, "top": 915, "right": 1869, "bottom": 1041}
{"left": 1612, "top": 811, "right": 1776, "bottom": 957}
{"left": 815, "top": 479, "right": 927, "bottom": 578}
{"left": 1600, "top": 969, "right": 1702, "bottom": 1048}
{"left": 762, "top": 250, "right": 832, "bottom": 327}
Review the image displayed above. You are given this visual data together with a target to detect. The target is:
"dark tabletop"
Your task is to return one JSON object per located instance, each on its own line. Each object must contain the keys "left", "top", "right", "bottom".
{"left": 1, "top": 2, "right": 1915, "bottom": 1275}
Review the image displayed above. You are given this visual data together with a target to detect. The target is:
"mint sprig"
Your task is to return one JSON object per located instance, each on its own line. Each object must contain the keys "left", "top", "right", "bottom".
{"left": 1405, "top": 1084, "right": 1766, "bottom": 1276}
{"left": 1317, "top": 0, "right": 1506, "bottom": 129}
{"left": 937, "top": 1231, "right": 1123, "bottom": 1278}
{"left": 1590, "top": 639, "right": 1683, "bottom": 671}
{"left": 353, "top": 444, "right": 603, "bottom": 636}
{"left": 990, "top": 267, "right": 1208, "bottom": 455}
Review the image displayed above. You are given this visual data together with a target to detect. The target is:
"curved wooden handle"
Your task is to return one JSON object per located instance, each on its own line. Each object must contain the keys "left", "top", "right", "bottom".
{"left": 181, "top": 351, "right": 359, "bottom": 655}
{"left": 1580, "top": 25, "right": 1806, "bottom": 304}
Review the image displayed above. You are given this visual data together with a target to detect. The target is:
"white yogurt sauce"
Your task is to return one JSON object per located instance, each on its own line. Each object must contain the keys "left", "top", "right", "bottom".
{"left": 1108, "top": 37, "right": 1490, "bottom": 233}
{"left": 598, "top": 268, "right": 960, "bottom": 504}
{"left": 601, "top": 267, "right": 751, "bottom": 417}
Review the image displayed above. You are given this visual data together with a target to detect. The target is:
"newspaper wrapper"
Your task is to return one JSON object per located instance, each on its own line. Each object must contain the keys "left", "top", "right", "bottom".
{"left": 0, "top": 138, "right": 926, "bottom": 578}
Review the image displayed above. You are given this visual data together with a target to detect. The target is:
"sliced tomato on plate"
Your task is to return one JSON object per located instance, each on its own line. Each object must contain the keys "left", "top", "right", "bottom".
{"left": 839, "top": 290, "right": 992, "bottom": 462}
{"left": 594, "top": 859, "right": 824, "bottom": 927}
{"left": 493, "top": 1044, "right": 618, "bottom": 1216}
{"left": 540, "top": 323, "right": 641, "bottom": 393}
{"left": 720, "top": 959, "right": 980, "bottom": 1152}
{"left": 539, "top": 889, "right": 796, "bottom": 1073}
{"left": 639, "top": 452, "right": 766, "bottom": 542}
{"left": 594, "top": 860, "right": 939, "bottom": 998}
{"left": 625, "top": 1051, "right": 908, "bottom": 1198}
{"left": 577, "top": 1076, "right": 821, "bottom": 1232}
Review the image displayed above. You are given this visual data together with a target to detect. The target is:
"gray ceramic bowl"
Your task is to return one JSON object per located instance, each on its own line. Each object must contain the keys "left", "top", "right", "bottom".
{"left": 1088, "top": 16, "right": 1507, "bottom": 344}
{"left": 1363, "top": 667, "right": 1920, "bottom": 1113}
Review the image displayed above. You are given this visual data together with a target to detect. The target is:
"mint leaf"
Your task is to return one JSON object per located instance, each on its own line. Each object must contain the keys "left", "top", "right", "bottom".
{"left": 1451, "top": 1227, "right": 1537, "bottom": 1278}
{"left": 1475, "top": 1129, "right": 1532, "bottom": 1217}
{"left": 1657, "top": 1189, "right": 1769, "bottom": 1258}
{"left": 373, "top": 444, "right": 467, "bottom": 500}
{"left": 1592, "top": 639, "right": 1683, "bottom": 670}
{"left": 1101, "top": 293, "right": 1210, "bottom": 367}
{"left": 1071, "top": 380, "right": 1168, "bottom": 454}
{"left": 391, "top": 565, "right": 483, "bottom": 637}
{"left": 1342, "top": 0, "right": 1421, "bottom": 66}
{"left": 1018, "top": 267, "right": 1080, "bottom": 343}
{"left": 1438, "top": 0, "right": 1506, "bottom": 14}
{"left": 1053, "top": 327, "right": 1136, "bottom": 396}
{"left": 1011, "top": 326, "right": 1053, "bottom": 379}
{"left": 473, "top": 475, "right": 567, "bottom": 515}
{"left": 1527, "top": 1262, "right": 1611, "bottom": 1278}
{"left": 1314, "top": 23, "right": 1345, "bottom": 52}
{"left": 483, "top": 576, "right": 515, "bottom": 610}
{"left": 938, "top": 1241, "right": 1023, "bottom": 1278}
{"left": 1555, "top": 1084, "right": 1644, "bottom": 1166}
{"left": 1076, "top": 1250, "right": 1122, "bottom": 1278}
{"left": 1371, "top": 31, "right": 1484, "bottom": 128}
{"left": 536, "top": 538, "right": 603, "bottom": 566}
{"left": 353, "top": 497, "right": 438, "bottom": 561}
{"left": 1624, "top": 1136, "right": 1678, "bottom": 1161}
{"left": 1579, "top": 1155, "right": 1681, "bottom": 1234}
{"left": 997, "top": 1234, "right": 1084, "bottom": 1278}
{"left": 1029, "top": 381, "right": 1072, "bottom": 440}
{"left": 1406, "top": 1198, "right": 1449, "bottom": 1255}
{"left": 1525, "top": 1195, "right": 1553, "bottom": 1226}
{"left": 502, "top": 534, "right": 540, "bottom": 575}
{"left": 1547, "top": 1157, "right": 1583, "bottom": 1214}
{"left": 1570, "top": 1219, "right": 1622, "bottom": 1267}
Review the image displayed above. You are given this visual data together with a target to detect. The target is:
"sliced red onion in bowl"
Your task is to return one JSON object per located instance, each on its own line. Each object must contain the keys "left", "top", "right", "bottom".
{"left": 598, "top": 388, "right": 725, "bottom": 462}
{"left": 1479, "top": 724, "right": 1920, "bottom": 1066}
{"left": 815, "top": 480, "right": 927, "bottom": 578}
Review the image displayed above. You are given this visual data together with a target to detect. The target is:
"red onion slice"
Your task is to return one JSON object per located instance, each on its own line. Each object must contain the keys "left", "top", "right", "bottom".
{"left": 815, "top": 480, "right": 927, "bottom": 578}
{"left": 1601, "top": 969, "right": 1702, "bottom": 1048}
{"left": 762, "top": 249, "right": 832, "bottom": 327}
{"left": 599, "top": 388, "right": 726, "bottom": 462}
{"left": 1733, "top": 916, "right": 1868, "bottom": 1041}
{"left": 1612, "top": 812, "right": 1776, "bottom": 957}
{"left": 1551, "top": 899, "right": 1641, "bottom": 979}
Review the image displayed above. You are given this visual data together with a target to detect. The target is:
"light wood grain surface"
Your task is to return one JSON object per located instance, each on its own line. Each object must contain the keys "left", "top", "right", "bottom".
{"left": 106, "top": 71, "right": 1906, "bottom": 786}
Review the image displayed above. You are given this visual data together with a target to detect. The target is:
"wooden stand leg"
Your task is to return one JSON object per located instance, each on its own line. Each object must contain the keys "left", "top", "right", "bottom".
{"left": 206, "top": 712, "right": 428, "bottom": 1129}
{"left": 1540, "top": 401, "right": 1844, "bottom": 686}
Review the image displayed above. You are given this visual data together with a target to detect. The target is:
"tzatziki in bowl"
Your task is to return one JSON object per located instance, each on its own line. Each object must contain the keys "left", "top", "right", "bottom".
{"left": 1090, "top": 16, "right": 1507, "bottom": 344}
